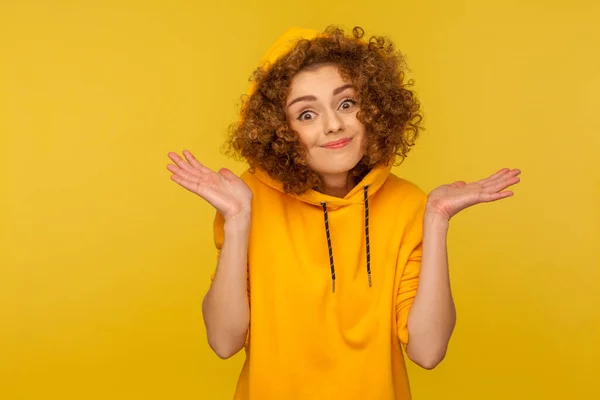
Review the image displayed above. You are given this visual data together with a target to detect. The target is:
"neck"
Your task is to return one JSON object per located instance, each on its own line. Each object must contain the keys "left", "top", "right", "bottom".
{"left": 321, "top": 172, "right": 351, "bottom": 198}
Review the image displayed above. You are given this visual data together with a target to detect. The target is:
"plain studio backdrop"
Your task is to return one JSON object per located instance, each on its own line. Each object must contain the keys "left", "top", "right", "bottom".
{"left": 1, "top": 0, "right": 598, "bottom": 399}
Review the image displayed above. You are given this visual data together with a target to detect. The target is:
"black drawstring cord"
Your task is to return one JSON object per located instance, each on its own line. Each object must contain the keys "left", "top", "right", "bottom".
{"left": 321, "top": 186, "right": 371, "bottom": 293}
{"left": 364, "top": 185, "right": 372, "bottom": 287}
{"left": 321, "top": 202, "right": 336, "bottom": 293}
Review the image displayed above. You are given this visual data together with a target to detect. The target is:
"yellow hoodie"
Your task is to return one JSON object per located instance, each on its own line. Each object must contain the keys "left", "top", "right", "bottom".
{"left": 212, "top": 28, "right": 428, "bottom": 399}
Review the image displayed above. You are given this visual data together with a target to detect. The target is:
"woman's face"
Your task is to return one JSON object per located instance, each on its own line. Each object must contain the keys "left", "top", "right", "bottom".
{"left": 286, "top": 64, "right": 366, "bottom": 183}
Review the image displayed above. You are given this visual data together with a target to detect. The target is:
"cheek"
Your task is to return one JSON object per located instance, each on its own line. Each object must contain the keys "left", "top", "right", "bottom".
{"left": 351, "top": 121, "right": 367, "bottom": 147}
{"left": 287, "top": 119, "right": 307, "bottom": 147}
{"left": 293, "top": 126, "right": 319, "bottom": 148}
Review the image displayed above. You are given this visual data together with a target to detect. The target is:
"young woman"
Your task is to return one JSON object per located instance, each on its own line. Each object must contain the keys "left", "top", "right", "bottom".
{"left": 166, "top": 26, "right": 520, "bottom": 400}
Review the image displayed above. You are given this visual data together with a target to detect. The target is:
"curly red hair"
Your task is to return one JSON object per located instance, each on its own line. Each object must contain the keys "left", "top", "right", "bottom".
{"left": 225, "top": 26, "right": 423, "bottom": 194}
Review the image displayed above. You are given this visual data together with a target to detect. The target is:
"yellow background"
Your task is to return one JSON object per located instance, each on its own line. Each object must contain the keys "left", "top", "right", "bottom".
{"left": 1, "top": 0, "right": 598, "bottom": 399}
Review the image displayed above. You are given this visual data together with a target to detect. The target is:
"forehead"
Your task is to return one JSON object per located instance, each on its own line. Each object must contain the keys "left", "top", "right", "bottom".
{"left": 287, "top": 64, "right": 351, "bottom": 97}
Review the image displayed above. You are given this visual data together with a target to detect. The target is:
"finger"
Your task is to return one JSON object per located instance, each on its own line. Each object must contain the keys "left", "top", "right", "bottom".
{"left": 477, "top": 168, "right": 510, "bottom": 185}
{"left": 166, "top": 163, "right": 200, "bottom": 183}
{"left": 482, "top": 168, "right": 521, "bottom": 187}
{"left": 166, "top": 163, "right": 182, "bottom": 175}
{"left": 167, "top": 151, "right": 201, "bottom": 176}
{"left": 508, "top": 168, "right": 521, "bottom": 178}
{"left": 490, "top": 168, "right": 521, "bottom": 181}
{"left": 166, "top": 163, "right": 184, "bottom": 177}
{"left": 183, "top": 150, "right": 211, "bottom": 173}
{"left": 485, "top": 176, "right": 521, "bottom": 193}
{"left": 479, "top": 190, "right": 514, "bottom": 203}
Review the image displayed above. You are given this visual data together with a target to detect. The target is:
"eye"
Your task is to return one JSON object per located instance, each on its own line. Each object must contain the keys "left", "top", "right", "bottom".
{"left": 297, "top": 110, "right": 317, "bottom": 121}
{"left": 339, "top": 99, "right": 357, "bottom": 111}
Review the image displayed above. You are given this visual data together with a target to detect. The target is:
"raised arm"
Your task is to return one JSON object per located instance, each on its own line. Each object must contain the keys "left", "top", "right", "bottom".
{"left": 167, "top": 150, "right": 252, "bottom": 359}
{"left": 406, "top": 168, "right": 521, "bottom": 369}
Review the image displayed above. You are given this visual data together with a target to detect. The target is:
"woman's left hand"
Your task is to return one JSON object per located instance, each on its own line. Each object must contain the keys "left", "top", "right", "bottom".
{"left": 427, "top": 168, "right": 521, "bottom": 220}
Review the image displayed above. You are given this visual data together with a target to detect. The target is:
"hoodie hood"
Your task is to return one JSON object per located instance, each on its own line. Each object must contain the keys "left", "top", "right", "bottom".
{"left": 253, "top": 163, "right": 393, "bottom": 209}
{"left": 245, "top": 27, "right": 321, "bottom": 99}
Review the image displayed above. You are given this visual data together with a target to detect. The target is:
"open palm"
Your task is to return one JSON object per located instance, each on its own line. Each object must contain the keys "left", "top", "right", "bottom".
{"left": 427, "top": 168, "right": 521, "bottom": 220}
{"left": 166, "top": 150, "right": 252, "bottom": 220}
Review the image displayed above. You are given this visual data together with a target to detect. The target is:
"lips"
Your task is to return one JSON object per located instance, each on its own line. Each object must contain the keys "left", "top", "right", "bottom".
{"left": 322, "top": 137, "right": 352, "bottom": 149}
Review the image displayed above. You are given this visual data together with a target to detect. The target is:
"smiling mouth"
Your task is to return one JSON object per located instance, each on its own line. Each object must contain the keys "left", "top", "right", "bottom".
{"left": 322, "top": 138, "right": 352, "bottom": 149}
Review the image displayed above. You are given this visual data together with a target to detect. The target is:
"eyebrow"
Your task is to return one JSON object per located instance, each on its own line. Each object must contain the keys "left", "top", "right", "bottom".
{"left": 286, "top": 84, "right": 355, "bottom": 108}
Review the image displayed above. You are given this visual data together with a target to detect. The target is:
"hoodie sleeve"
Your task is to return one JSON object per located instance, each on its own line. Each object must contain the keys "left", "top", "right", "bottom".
{"left": 395, "top": 191, "right": 427, "bottom": 345}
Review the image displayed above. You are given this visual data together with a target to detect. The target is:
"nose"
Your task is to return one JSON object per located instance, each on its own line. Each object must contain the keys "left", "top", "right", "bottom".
{"left": 324, "top": 110, "right": 344, "bottom": 135}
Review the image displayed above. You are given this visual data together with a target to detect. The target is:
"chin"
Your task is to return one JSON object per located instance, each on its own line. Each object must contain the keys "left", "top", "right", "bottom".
{"left": 311, "top": 159, "right": 362, "bottom": 176}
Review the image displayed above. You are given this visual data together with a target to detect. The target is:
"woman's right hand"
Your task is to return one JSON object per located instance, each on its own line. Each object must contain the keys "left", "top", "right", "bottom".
{"left": 167, "top": 150, "right": 252, "bottom": 223}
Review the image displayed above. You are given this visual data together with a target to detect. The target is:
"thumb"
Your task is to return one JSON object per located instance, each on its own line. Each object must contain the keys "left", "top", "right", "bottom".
{"left": 218, "top": 168, "right": 238, "bottom": 181}
{"left": 450, "top": 181, "right": 467, "bottom": 188}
